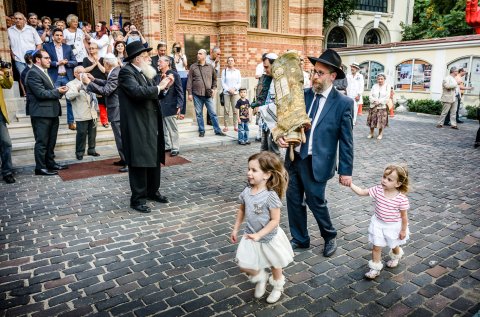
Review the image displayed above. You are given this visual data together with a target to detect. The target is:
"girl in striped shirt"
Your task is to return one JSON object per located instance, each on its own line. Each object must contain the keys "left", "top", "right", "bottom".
{"left": 231, "top": 151, "right": 294, "bottom": 303}
{"left": 350, "top": 164, "right": 410, "bottom": 279}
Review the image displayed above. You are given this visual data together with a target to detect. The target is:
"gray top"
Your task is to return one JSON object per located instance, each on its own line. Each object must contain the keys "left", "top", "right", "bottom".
{"left": 238, "top": 187, "right": 282, "bottom": 243}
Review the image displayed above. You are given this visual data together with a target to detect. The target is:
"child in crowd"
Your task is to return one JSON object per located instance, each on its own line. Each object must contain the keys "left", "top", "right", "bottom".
{"left": 231, "top": 152, "right": 294, "bottom": 303}
{"left": 349, "top": 164, "right": 410, "bottom": 279}
{"left": 235, "top": 88, "right": 251, "bottom": 145}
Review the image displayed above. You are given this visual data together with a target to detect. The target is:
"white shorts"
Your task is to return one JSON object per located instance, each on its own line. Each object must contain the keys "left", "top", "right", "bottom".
{"left": 368, "top": 215, "right": 409, "bottom": 248}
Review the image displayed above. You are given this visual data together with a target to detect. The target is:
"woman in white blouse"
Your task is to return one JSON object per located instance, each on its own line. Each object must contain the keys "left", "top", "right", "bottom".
{"left": 84, "top": 23, "right": 109, "bottom": 58}
{"left": 368, "top": 73, "right": 391, "bottom": 140}
{"left": 221, "top": 56, "right": 242, "bottom": 132}
{"left": 63, "top": 14, "right": 88, "bottom": 65}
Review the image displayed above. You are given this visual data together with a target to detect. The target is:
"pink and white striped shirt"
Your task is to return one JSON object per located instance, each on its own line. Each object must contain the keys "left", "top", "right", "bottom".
{"left": 368, "top": 185, "right": 410, "bottom": 222}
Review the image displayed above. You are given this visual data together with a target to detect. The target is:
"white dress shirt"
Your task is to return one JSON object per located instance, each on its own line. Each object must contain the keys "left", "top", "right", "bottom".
{"left": 8, "top": 25, "right": 42, "bottom": 63}
{"left": 221, "top": 68, "right": 241, "bottom": 95}
{"left": 307, "top": 85, "right": 333, "bottom": 155}
{"left": 54, "top": 44, "right": 66, "bottom": 74}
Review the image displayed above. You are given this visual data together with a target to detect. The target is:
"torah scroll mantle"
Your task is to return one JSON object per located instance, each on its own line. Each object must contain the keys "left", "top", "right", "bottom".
{"left": 271, "top": 51, "right": 311, "bottom": 161}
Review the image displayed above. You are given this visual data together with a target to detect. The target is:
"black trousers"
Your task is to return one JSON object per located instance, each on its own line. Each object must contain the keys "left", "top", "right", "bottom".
{"left": 476, "top": 108, "right": 480, "bottom": 145}
{"left": 76, "top": 120, "right": 97, "bottom": 156}
{"left": 285, "top": 153, "right": 337, "bottom": 246}
{"left": 31, "top": 116, "right": 59, "bottom": 170}
{"left": 128, "top": 165, "right": 161, "bottom": 206}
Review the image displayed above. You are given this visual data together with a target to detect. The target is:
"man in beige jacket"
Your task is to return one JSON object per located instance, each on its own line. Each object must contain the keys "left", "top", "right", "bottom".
{"left": 66, "top": 66, "right": 99, "bottom": 160}
{"left": 437, "top": 67, "right": 459, "bottom": 129}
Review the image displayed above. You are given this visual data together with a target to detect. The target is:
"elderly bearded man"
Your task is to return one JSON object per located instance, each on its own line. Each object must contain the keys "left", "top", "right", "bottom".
{"left": 118, "top": 41, "right": 173, "bottom": 213}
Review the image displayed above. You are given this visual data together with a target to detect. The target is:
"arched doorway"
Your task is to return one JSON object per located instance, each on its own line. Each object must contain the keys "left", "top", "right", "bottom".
{"left": 4, "top": 0, "right": 94, "bottom": 24}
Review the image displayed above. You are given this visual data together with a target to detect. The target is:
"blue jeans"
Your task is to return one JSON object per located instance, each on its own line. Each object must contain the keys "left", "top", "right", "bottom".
{"left": 193, "top": 95, "right": 221, "bottom": 133}
{"left": 0, "top": 114, "right": 13, "bottom": 176}
{"left": 15, "top": 61, "right": 27, "bottom": 76}
{"left": 54, "top": 76, "right": 74, "bottom": 124}
{"left": 238, "top": 122, "right": 249, "bottom": 142}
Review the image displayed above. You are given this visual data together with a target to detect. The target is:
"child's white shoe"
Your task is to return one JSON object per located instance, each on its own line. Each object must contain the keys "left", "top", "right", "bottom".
{"left": 266, "top": 275, "right": 285, "bottom": 303}
{"left": 249, "top": 269, "right": 269, "bottom": 298}
{"left": 386, "top": 248, "right": 404, "bottom": 268}
{"left": 365, "top": 260, "right": 383, "bottom": 279}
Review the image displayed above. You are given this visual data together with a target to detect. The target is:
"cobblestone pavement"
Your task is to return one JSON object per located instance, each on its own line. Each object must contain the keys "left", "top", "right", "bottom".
{"left": 1, "top": 113, "right": 479, "bottom": 317}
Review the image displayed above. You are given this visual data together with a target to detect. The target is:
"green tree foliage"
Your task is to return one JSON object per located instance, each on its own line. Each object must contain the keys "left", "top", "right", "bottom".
{"left": 401, "top": 0, "right": 473, "bottom": 40}
{"left": 323, "top": 0, "right": 357, "bottom": 28}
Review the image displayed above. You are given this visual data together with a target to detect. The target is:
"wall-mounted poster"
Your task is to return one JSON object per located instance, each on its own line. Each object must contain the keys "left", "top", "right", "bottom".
{"left": 396, "top": 63, "right": 412, "bottom": 90}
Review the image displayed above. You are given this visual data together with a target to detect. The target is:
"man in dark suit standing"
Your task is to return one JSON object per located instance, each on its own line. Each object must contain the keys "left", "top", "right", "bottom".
{"left": 43, "top": 28, "right": 77, "bottom": 130}
{"left": 25, "top": 49, "right": 69, "bottom": 175}
{"left": 151, "top": 42, "right": 176, "bottom": 74}
{"left": 83, "top": 53, "right": 127, "bottom": 172}
{"left": 278, "top": 49, "right": 354, "bottom": 257}
{"left": 118, "top": 41, "right": 173, "bottom": 213}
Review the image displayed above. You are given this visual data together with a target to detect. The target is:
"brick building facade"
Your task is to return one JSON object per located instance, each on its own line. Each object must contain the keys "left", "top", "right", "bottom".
{"left": 1, "top": 0, "right": 325, "bottom": 77}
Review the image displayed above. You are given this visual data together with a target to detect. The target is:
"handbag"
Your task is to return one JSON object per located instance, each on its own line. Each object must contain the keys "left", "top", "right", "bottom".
{"left": 219, "top": 68, "right": 226, "bottom": 106}
{"left": 198, "top": 65, "right": 213, "bottom": 98}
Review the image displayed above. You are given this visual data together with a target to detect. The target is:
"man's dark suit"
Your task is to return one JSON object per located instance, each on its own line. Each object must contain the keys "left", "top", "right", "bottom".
{"left": 25, "top": 65, "right": 63, "bottom": 170}
{"left": 151, "top": 55, "right": 176, "bottom": 73}
{"left": 43, "top": 43, "right": 77, "bottom": 83}
{"left": 118, "top": 63, "right": 165, "bottom": 206}
{"left": 87, "top": 66, "right": 125, "bottom": 162}
{"left": 286, "top": 87, "right": 354, "bottom": 247}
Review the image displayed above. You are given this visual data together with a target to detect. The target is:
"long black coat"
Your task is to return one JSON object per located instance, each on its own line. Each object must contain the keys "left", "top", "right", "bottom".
{"left": 118, "top": 63, "right": 165, "bottom": 167}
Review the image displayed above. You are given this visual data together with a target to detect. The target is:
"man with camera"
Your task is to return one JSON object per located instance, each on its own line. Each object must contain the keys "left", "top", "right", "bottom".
{"left": 25, "top": 49, "right": 69, "bottom": 176}
{"left": 187, "top": 49, "right": 225, "bottom": 137}
{"left": 0, "top": 62, "right": 15, "bottom": 183}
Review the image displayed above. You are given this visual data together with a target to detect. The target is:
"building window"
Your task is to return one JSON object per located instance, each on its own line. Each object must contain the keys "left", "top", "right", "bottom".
{"left": 359, "top": 61, "right": 385, "bottom": 90}
{"left": 356, "top": 0, "right": 388, "bottom": 13}
{"left": 447, "top": 56, "right": 480, "bottom": 95}
{"left": 327, "top": 27, "right": 348, "bottom": 49}
{"left": 364, "top": 29, "right": 381, "bottom": 45}
{"left": 249, "top": 0, "right": 269, "bottom": 29}
{"left": 395, "top": 59, "right": 432, "bottom": 91}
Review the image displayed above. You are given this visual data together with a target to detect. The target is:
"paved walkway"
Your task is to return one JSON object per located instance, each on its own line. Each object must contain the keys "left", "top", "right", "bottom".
{"left": 0, "top": 113, "right": 479, "bottom": 317}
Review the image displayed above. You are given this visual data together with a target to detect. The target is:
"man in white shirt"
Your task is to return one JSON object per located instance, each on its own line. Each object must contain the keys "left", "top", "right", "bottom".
{"left": 8, "top": 12, "right": 42, "bottom": 76}
{"left": 346, "top": 62, "right": 364, "bottom": 125}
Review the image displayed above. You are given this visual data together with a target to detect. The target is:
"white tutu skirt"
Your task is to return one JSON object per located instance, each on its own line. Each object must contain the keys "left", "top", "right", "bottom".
{"left": 235, "top": 227, "right": 294, "bottom": 270}
{"left": 368, "top": 215, "right": 409, "bottom": 248}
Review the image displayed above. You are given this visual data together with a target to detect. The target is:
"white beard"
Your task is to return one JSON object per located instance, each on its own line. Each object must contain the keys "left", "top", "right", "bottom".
{"left": 138, "top": 61, "right": 157, "bottom": 80}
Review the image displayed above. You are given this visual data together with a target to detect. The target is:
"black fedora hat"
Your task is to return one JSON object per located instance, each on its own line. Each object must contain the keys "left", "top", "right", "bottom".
{"left": 124, "top": 41, "right": 152, "bottom": 62}
{"left": 308, "top": 49, "right": 345, "bottom": 79}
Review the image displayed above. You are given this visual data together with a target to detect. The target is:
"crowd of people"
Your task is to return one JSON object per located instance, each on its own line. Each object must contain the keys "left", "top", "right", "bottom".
{"left": 1, "top": 10, "right": 478, "bottom": 307}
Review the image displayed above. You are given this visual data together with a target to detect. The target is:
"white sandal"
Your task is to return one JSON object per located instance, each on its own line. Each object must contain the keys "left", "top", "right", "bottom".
{"left": 386, "top": 248, "right": 404, "bottom": 268}
{"left": 365, "top": 260, "right": 383, "bottom": 279}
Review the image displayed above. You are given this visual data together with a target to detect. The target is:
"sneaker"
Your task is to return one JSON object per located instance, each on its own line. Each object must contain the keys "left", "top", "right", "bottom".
{"left": 199, "top": 132, "right": 205, "bottom": 137}
{"left": 215, "top": 131, "right": 227, "bottom": 136}
{"left": 239, "top": 141, "right": 246, "bottom": 145}
{"left": 245, "top": 140, "right": 251, "bottom": 145}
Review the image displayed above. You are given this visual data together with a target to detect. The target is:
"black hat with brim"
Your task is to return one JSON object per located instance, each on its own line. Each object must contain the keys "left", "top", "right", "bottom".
{"left": 124, "top": 41, "right": 153, "bottom": 62}
{"left": 308, "top": 49, "right": 345, "bottom": 79}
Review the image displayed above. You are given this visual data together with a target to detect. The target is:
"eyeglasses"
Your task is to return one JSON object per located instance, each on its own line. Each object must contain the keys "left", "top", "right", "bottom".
{"left": 41, "top": 56, "right": 51, "bottom": 60}
{"left": 312, "top": 69, "right": 332, "bottom": 77}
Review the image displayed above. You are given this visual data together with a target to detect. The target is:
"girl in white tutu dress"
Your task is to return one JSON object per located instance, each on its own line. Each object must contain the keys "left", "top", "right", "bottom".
{"left": 349, "top": 164, "right": 410, "bottom": 279}
{"left": 230, "top": 151, "right": 294, "bottom": 303}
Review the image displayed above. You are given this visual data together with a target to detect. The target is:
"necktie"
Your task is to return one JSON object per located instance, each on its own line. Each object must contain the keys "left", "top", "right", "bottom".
{"left": 300, "top": 94, "right": 322, "bottom": 159}
{"left": 44, "top": 70, "right": 54, "bottom": 87}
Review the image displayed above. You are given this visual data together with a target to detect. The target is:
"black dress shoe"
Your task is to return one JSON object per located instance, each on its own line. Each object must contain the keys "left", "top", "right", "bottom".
{"left": 199, "top": 132, "right": 205, "bottom": 137}
{"left": 35, "top": 169, "right": 58, "bottom": 176}
{"left": 457, "top": 120, "right": 464, "bottom": 124}
{"left": 290, "top": 241, "right": 310, "bottom": 250}
{"left": 76, "top": 155, "right": 83, "bottom": 160}
{"left": 148, "top": 193, "right": 169, "bottom": 203}
{"left": 215, "top": 131, "right": 226, "bottom": 136}
{"left": 113, "top": 160, "right": 126, "bottom": 166}
{"left": 48, "top": 164, "right": 68, "bottom": 170}
{"left": 88, "top": 152, "right": 100, "bottom": 157}
{"left": 131, "top": 204, "right": 151, "bottom": 213}
{"left": 119, "top": 166, "right": 128, "bottom": 173}
{"left": 3, "top": 174, "right": 16, "bottom": 184}
{"left": 323, "top": 238, "right": 337, "bottom": 257}
{"left": 165, "top": 149, "right": 172, "bottom": 152}
{"left": 171, "top": 150, "right": 179, "bottom": 157}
